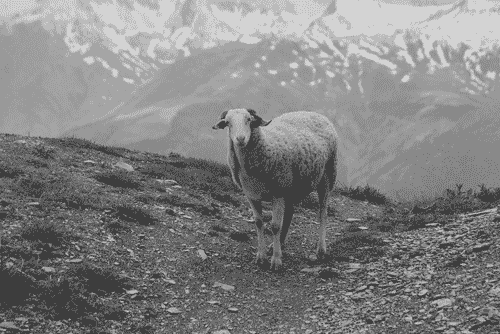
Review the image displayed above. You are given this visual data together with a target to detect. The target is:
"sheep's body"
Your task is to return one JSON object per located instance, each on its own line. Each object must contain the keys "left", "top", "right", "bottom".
{"left": 213, "top": 108, "right": 338, "bottom": 270}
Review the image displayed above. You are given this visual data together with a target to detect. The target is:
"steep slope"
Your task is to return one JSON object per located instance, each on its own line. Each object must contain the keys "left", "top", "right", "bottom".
{"left": 0, "top": 21, "right": 137, "bottom": 137}
{"left": 63, "top": 25, "right": 500, "bottom": 201}
{"left": 63, "top": 37, "right": 341, "bottom": 161}
{"left": 363, "top": 92, "right": 500, "bottom": 200}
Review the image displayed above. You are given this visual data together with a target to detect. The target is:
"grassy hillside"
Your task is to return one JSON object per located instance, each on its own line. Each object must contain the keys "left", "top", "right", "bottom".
{"left": 1, "top": 133, "right": 500, "bottom": 333}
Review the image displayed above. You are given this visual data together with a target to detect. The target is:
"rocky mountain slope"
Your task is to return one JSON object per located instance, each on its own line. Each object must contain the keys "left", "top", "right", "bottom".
{"left": 1, "top": 134, "right": 500, "bottom": 333}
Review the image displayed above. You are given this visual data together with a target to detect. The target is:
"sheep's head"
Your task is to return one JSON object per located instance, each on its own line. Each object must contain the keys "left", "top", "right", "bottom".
{"left": 212, "top": 108, "right": 270, "bottom": 147}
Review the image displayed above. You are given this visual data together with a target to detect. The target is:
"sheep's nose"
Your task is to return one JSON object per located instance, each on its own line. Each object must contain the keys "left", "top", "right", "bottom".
{"left": 236, "top": 136, "right": 245, "bottom": 145}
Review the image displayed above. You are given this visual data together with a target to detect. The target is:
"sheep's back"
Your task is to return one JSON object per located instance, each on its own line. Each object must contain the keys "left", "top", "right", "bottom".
{"left": 241, "top": 112, "right": 337, "bottom": 200}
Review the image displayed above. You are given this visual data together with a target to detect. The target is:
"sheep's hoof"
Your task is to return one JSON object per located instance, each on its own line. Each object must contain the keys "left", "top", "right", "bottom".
{"left": 316, "top": 247, "right": 327, "bottom": 261}
{"left": 270, "top": 256, "right": 282, "bottom": 271}
{"left": 267, "top": 243, "right": 285, "bottom": 256}
{"left": 255, "top": 252, "right": 266, "bottom": 266}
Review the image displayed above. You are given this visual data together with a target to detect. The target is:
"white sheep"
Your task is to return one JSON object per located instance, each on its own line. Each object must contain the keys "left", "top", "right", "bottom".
{"left": 212, "top": 108, "right": 338, "bottom": 270}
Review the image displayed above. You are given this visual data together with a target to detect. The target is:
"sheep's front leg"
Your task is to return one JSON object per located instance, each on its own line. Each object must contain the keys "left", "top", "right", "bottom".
{"left": 248, "top": 198, "right": 266, "bottom": 265}
{"left": 267, "top": 198, "right": 294, "bottom": 255}
{"left": 270, "top": 197, "right": 286, "bottom": 270}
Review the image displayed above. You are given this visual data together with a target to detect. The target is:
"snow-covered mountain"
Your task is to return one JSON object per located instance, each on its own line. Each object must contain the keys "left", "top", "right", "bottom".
{"left": 3, "top": 0, "right": 500, "bottom": 200}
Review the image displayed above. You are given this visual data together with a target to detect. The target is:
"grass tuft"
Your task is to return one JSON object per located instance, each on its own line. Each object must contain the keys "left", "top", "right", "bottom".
{"left": 0, "top": 162, "right": 24, "bottom": 178}
{"left": 94, "top": 170, "right": 142, "bottom": 189}
{"left": 20, "top": 220, "right": 78, "bottom": 247}
{"left": 111, "top": 203, "right": 158, "bottom": 225}
{"left": 328, "top": 231, "right": 386, "bottom": 263}
{"left": 338, "top": 183, "right": 390, "bottom": 205}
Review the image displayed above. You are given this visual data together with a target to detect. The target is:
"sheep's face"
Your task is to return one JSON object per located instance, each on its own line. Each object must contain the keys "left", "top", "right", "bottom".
{"left": 212, "top": 108, "right": 269, "bottom": 147}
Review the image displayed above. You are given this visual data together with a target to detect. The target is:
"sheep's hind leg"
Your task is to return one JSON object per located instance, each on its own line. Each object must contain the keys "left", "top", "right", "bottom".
{"left": 316, "top": 183, "right": 329, "bottom": 260}
{"left": 248, "top": 198, "right": 266, "bottom": 265}
{"left": 270, "top": 198, "right": 289, "bottom": 271}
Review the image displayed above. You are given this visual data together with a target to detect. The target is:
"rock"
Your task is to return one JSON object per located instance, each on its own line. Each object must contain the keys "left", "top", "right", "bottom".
{"left": 228, "top": 307, "right": 238, "bottom": 313}
{"left": 126, "top": 289, "right": 139, "bottom": 295}
{"left": 114, "top": 161, "right": 134, "bottom": 171}
{"left": 464, "top": 208, "right": 496, "bottom": 217}
{"left": 481, "top": 306, "right": 500, "bottom": 320}
{"left": 0, "top": 322, "right": 20, "bottom": 330}
{"left": 471, "top": 243, "right": 491, "bottom": 253}
{"left": 167, "top": 307, "right": 182, "bottom": 314}
{"left": 157, "top": 179, "right": 178, "bottom": 185}
{"left": 431, "top": 298, "right": 454, "bottom": 308}
{"left": 213, "top": 330, "right": 231, "bottom": 334}
{"left": 489, "top": 286, "right": 500, "bottom": 297}
{"left": 207, "top": 300, "right": 220, "bottom": 305}
{"left": 346, "top": 218, "right": 361, "bottom": 222}
{"left": 213, "top": 282, "right": 235, "bottom": 291}
{"left": 301, "top": 267, "right": 321, "bottom": 273}
{"left": 66, "top": 258, "right": 83, "bottom": 263}
{"left": 198, "top": 249, "right": 208, "bottom": 260}
{"left": 418, "top": 289, "right": 429, "bottom": 297}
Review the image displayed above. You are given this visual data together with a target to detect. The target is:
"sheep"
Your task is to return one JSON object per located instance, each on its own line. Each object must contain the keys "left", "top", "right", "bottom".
{"left": 212, "top": 108, "right": 338, "bottom": 270}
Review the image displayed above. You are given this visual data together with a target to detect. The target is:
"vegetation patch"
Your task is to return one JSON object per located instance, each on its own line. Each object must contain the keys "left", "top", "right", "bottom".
{"left": 139, "top": 156, "right": 239, "bottom": 195}
{"left": 35, "top": 263, "right": 131, "bottom": 320}
{"left": 32, "top": 145, "right": 57, "bottom": 159}
{"left": 111, "top": 203, "right": 158, "bottom": 225}
{"left": 20, "top": 219, "right": 79, "bottom": 248}
{"left": 328, "top": 231, "right": 386, "bottom": 263}
{"left": 54, "top": 137, "right": 129, "bottom": 158}
{"left": 94, "top": 170, "right": 143, "bottom": 189}
{"left": 297, "top": 192, "right": 337, "bottom": 215}
{"left": 0, "top": 162, "right": 24, "bottom": 178}
{"left": 210, "top": 223, "right": 229, "bottom": 233}
{"left": 155, "top": 193, "right": 220, "bottom": 216}
{"left": 106, "top": 220, "right": 132, "bottom": 234}
{"left": 338, "top": 183, "right": 390, "bottom": 205}
{"left": 209, "top": 192, "right": 241, "bottom": 207}
{"left": 38, "top": 177, "right": 105, "bottom": 210}
{"left": 229, "top": 231, "right": 251, "bottom": 242}
{"left": 0, "top": 265, "right": 36, "bottom": 308}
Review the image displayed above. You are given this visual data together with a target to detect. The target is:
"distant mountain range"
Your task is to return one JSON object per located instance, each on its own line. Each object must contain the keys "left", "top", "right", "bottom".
{"left": 3, "top": 0, "right": 500, "bottom": 201}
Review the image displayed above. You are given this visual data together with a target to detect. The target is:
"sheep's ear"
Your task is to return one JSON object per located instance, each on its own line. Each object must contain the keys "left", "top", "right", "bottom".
{"left": 247, "top": 109, "right": 271, "bottom": 127}
{"left": 212, "top": 119, "right": 228, "bottom": 129}
{"left": 212, "top": 110, "right": 229, "bottom": 129}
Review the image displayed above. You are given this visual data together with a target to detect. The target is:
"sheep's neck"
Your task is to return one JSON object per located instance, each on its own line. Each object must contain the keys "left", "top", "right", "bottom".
{"left": 232, "top": 127, "right": 263, "bottom": 172}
